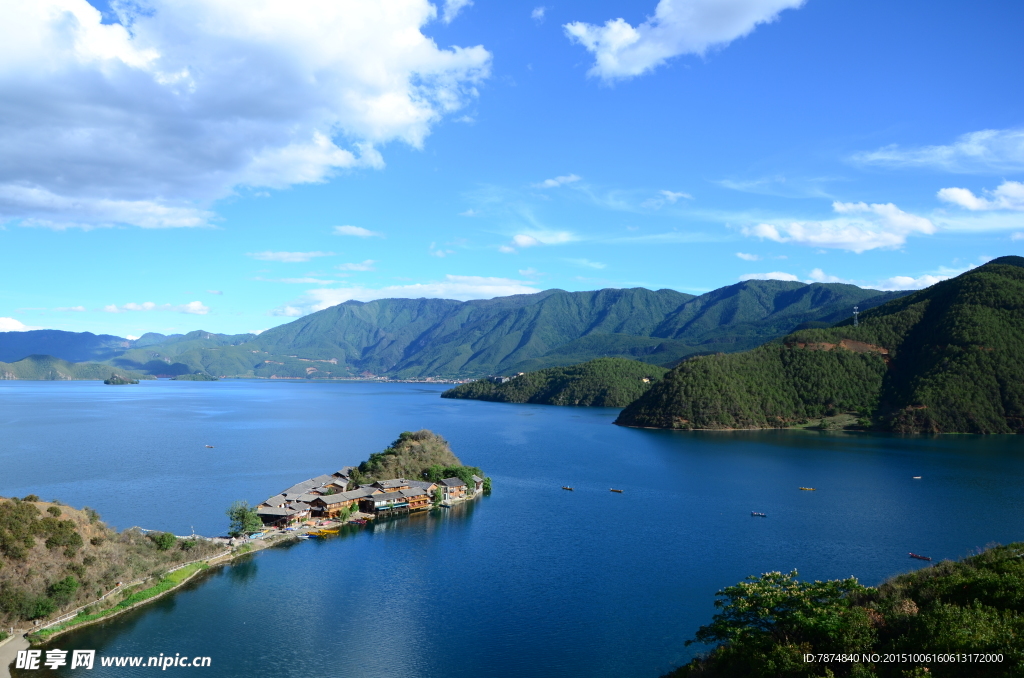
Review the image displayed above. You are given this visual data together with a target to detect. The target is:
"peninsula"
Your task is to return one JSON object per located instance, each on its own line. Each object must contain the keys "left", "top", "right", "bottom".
{"left": 440, "top": 357, "right": 668, "bottom": 407}
{"left": 255, "top": 430, "right": 489, "bottom": 528}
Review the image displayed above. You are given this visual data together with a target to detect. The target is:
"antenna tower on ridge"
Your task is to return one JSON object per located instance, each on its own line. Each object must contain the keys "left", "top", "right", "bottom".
{"left": 853, "top": 306, "right": 859, "bottom": 327}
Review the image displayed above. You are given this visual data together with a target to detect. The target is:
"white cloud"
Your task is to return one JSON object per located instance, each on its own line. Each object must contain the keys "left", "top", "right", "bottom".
{"left": 441, "top": 0, "right": 473, "bottom": 23}
{"left": 248, "top": 251, "right": 334, "bottom": 263}
{"left": 428, "top": 243, "right": 455, "bottom": 258}
{"left": 660, "top": 190, "right": 691, "bottom": 202}
{"left": 937, "top": 181, "right": 1024, "bottom": 211}
{"left": 564, "top": 0, "right": 805, "bottom": 81}
{"left": 1012, "top": 232, "right": 1024, "bottom": 241}
{"left": 735, "top": 252, "right": 760, "bottom": 261}
{"left": 876, "top": 275, "right": 950, "bottom": 291}
{"left": 566, "top": 258, "right": 607, "bottom": 269}
{"left": 805, "top": 268, "right": 848, "bottom": 284}
{"left": 103, "top": 301, "right": 210, "bottom": 315}
{"left": 641, "top": 189, "right": 693, "bottom": 209}
{"left": 532, "top": 174, "right": 581, "bottom": 188}
{"left": 207, "top": 290, "right": 223, "bottom": 295}
{"left": 743, "top": 201, "right": 936, "bottom": 253}
{"left": 531, "top": 6, "right": 546, "bottom": 21}
{"left": 333, "top": 225, "right": 384, "bottom": 238}
{"left": 518, "top": 231, "right": 575, "bottom": 246}
{"left": 0, "top": 1, "right": 491, "bottom": 229}
{"left": 854, "top": 128, "right": 1024, "bottom": 173}
{"left": 459, "top": 209, "right": 479, "bottom": 216}
{"left": 498, "top": 245, "right": 517, "bottom": 254}
{"left": 274, "top": 275, "right": 542, "bottom": 315}
{"left": 738, "top": 271, "right": 799, "bottom": 282}
{"left": 0, "top": 317, "right": 40, "bottom": 331}
{"left": 336, "top": 259, "right": 377, "bottom": 271}
{"left": 271, "top": 306, "right": 305, "bottom": 317}
{"left": 126, "top": 335, "right": 140, "bottom": 341}
{"left": 874, "top": 265, "right": 975, "bottom": 291}
{"left": 55, "top": 306, "right": 87, "bottom": 312}
{"left": 518, "top": 268, "right": 542, "bottom": 276}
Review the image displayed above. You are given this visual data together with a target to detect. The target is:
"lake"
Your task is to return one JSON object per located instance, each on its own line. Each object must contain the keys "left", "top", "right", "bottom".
{"left": 3, "top": 379, "right": 1023, "bottom": 677}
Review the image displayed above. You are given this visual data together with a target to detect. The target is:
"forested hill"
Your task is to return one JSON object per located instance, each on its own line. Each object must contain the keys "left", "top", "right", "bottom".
{"left": 617, "top": 257, "right": 1024, "bottom": 434}
{"left": 0, "top": 281, "right": 902, "bottom": 379}
{"left": 0, "top": 355, "right": 150, "bottom": 381}
{"left": 441, "top": 358, "right": 668, "bottom": 407}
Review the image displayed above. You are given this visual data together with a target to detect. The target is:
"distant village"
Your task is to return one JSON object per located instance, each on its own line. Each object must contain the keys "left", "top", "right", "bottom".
{"left": 257, "top": 466, "right": 484, "bottom": 527}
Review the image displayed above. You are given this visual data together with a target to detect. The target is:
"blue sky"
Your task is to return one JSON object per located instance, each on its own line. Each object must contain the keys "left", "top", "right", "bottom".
{"left": 1, "top": 0, "right": 1022, "bottom": 338}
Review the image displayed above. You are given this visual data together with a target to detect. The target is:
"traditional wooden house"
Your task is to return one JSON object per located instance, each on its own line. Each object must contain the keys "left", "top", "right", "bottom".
{"left": 471, "top": 474, "right": 485, "bottom": 494}
{"left": 310, "top": 487, "right": 377, "bottom": 517}
{"left": 441, "top": 477, "right": 467, "bottom": 500}
{"left": 373, "top": 478, "right": 412, "bottom": 492}
{"left": 359, "top": 487, "right": 431, "bottom": 514}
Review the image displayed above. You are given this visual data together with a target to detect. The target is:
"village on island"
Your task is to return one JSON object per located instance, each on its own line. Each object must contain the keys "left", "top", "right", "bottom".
{"left": 254, "top": 465, "right": 485, "bottom": 533}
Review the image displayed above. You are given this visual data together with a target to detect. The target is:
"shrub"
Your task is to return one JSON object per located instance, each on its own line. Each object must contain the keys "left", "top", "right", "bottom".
{"left": 48, "top": 576, "right": 80, "bottom": 607}
{"left": 46, "top": 506, "right": 62, "bottom": 517}
{"left": 148, "top": 532, "right": 177, "bottom": 551}
{"left": 22, "top": 495, "right": 39, "bottom": 502}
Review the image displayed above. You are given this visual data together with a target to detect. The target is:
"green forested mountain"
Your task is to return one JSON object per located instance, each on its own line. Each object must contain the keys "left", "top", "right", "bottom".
{"left": 441, "top": 357, "right": 668, "bottom": 407}
{"left": 0, "top": 355, "right": 150, "bottom": 381}
{"left": 0, "top": 281, "right": 901, "bottom": 379}
{"left": 243, "top": 282, "right": 897, "bottom": 378}
{"left": 618, "top": 257, "right": 1024, "bottom": 433}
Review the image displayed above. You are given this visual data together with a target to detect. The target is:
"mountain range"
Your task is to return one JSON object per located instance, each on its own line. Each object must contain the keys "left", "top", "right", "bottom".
{"left": 0, "top": 280, "right": 904, "bottom": 379}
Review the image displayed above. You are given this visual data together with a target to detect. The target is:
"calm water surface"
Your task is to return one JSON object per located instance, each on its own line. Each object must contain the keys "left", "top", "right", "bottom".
{"left": 2, "top": 380, "right": 1023, "bottom": 677}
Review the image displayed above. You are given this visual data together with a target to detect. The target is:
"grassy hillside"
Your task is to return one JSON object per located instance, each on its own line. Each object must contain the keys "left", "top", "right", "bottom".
{"left": 441, "top": 357, "right": 669, "bottom": 407}
{"left": 0, "top": 355, "right": 150, "bottom": 381}
{"left": 0, "top": 497, "right": 222, "bottom": 628}
{"left": 667, "top": 543, "right": 1024, "bottom": 677}
{"left": 618, "top": 257, "right": 1024, "bottom": 433}
{"left": 350, "top": 430, "right": 484, "bottom": 489}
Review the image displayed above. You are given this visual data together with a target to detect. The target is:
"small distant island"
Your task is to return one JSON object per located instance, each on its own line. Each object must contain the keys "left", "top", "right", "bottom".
{"left": 441, "top": 357, "right": 668, "bottom": 407}
{"left": 103, "top": 373, "right": 139, "bottom": 385}
{"left": 171, "top": 373, "right": 219, "bottom": 381}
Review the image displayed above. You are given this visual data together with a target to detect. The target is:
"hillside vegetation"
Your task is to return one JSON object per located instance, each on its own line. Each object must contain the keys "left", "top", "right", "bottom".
{"left": 0, "top": 355, "right": 150, "bottom": 381}
{"left": 619, "top": 257, "right": 1024, "bottom": 434}
{"left": 350, "top": 430, "right": 484, "bottom": 489}
{"left": 0, "top": 282, "right": 903, "bottom": 379}
{"left": 441, "top": 357, "right": 668, "bottom": 407}
{"left": 667, "top": 543, "right": 1024, "bottom": 677}
{"left": 0, "top": 497, "right": 221, "bottom": 628}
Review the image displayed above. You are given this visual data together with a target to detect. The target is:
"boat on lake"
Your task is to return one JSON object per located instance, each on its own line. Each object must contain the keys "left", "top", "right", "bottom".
{"left": 909, "top": 553, "right": 932, "bottom": 561}
{"left": 751, "top": 512, "right": 766, "bottom": 517}
{"left": 610, "top": 488, "right": 623, "bottom": 493}
{"left": 799, "top": 487, "right": 816, "bottom": 491}
{"left": 205, "top": 445, "right": 214, "bottom": 448}
{"left": 562, "top": 486, "right": 574, "bottom": 491}
{"left": 913, "top": 476, "right": 922, "bottom": 479}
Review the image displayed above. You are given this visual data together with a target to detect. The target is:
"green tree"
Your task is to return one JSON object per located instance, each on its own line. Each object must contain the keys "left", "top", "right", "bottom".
{"left": 681, "top": 570, "right": 873, "bottom": 677}
{"left": 47, "top": 576, "right": 80, "bottom": 607}
{"left": 226, "top": 501, "right": 263, "bottom": 537}
{"left": 148, "top": 532, "right": 177, "bottom": 551}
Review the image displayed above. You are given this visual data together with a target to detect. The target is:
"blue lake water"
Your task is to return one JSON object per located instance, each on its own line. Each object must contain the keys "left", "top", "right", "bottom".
{"left": 2, "top": 379, "right": 1024, "bottom": 677}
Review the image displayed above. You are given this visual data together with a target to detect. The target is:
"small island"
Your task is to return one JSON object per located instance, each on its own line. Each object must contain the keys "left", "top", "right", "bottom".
{"left": 171, "top": 373, "right": 219, "bottom": 381}
{"left": 103, "top": 373, "right": 139, "bottom": 385}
